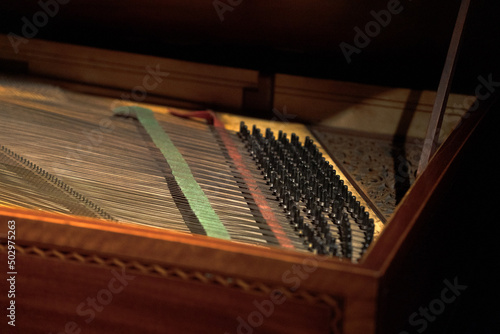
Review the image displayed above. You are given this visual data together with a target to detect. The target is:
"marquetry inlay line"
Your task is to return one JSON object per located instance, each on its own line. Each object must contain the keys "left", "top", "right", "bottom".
{"left": 0, "top": 241, "right": 343, "bottom": 333}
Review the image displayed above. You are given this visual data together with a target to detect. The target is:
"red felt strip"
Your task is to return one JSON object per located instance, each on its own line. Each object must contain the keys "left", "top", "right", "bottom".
{"left": 171, "top": 110, "right": 294, "bottom": 248}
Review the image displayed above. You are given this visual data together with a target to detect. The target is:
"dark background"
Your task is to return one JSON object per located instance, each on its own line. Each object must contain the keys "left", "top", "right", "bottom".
{"left": 0, "top": 2, "right": 499, "bottom": 333}
{"left": 1, "top": 0, "right": 499, "bottom": 95}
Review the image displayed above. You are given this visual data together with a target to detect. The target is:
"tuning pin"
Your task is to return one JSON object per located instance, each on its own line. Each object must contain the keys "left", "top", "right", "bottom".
{"left": 297, "top": 215, "right": 304, "bottom": 230}
{"left": 352, "top": 201, "right": 361, "bottom": 218}
{"left": 341, "top": 213, "right": 349, "bottom": 226}
{"left": 332, "top": 214, "right": 342, "bottom": 226}
{"left": 340, "top": 185, "right": 348, "bottom": 200}
{"left": 324, "top": 229, "right": 332, "bottom": 244}
{"left": 347, "top": 196, "right": 356, "bottom": 213}
{"left": 320, "top": 217, "right": 330, "bottom": 236}
{"left": 265, "top": 128, "right": 273, "bottom": 139}
{"left": 304, "top": 222, "right": 312, "bottom": 238}
{"left": 343, "top": 243, "right": 353, "bottom": 259}
{"left": 239, "top": 121, "right": 245, "bottom": 136}
{"left": 283, "top": 191, "right": 290, "bottom": 210}
{"left": 358, "top": 207, "right": 366, "bottom": 220}
{"left": 329, "top": 239, "right": 339, "bottom": 257}
{"left": 290, "top": 205, "right": 297, "bottom": 220}
{"left": 365, "top": 232, "right": 373, "bottom": 245}
{"left": 315, "top": 239, "right": 326, "bottom": 255}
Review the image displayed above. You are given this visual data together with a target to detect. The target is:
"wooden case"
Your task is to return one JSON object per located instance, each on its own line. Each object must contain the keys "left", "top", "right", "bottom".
{"left": 0, "top": 14, "right": 498, "bottom": 334}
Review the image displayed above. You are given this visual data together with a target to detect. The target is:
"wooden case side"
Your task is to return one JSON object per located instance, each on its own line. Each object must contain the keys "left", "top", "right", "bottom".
{"left": 0, "top": 206, "right": 380, "bottom": 333}
{"left": 371, "top": 92, "right": 500, "bottom": 332}
{"left": 0, "top": 34, "right": 259, "bottom": 111}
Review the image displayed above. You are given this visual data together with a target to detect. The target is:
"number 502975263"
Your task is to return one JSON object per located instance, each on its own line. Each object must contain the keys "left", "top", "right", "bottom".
{"left": 7, "top": 220, "right": 16, "bottom": 269}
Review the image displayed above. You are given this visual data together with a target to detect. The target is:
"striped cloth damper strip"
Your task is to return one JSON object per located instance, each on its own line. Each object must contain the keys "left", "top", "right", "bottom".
{"left": 113, "top": 106, "right": 230, "bottom": 240}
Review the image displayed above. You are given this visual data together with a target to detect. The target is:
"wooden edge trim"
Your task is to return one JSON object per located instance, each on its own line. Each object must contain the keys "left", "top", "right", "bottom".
{"left": 0, "top": 34, "right": 259, "bottom": 110}
{"left": 0, "top": 205, "right": 379, "bottom": 333}
{"left": 274, "top": 74, "right": 472, "bottom": 115}
{"left": 0, "top": 206, "right": 378, "bottom": 285}
{"left": 1, "top": 240, "right": 346, "bottom": 333}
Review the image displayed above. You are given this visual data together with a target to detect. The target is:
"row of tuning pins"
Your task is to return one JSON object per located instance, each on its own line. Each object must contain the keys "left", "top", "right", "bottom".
{"left": 239, "top": 122, "right": 374, "bottom": 258}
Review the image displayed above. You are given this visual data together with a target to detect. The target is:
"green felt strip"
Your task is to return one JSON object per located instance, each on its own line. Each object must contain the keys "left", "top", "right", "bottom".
{"left": 113, "top": 106, "right": 230, "bottom": 240}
